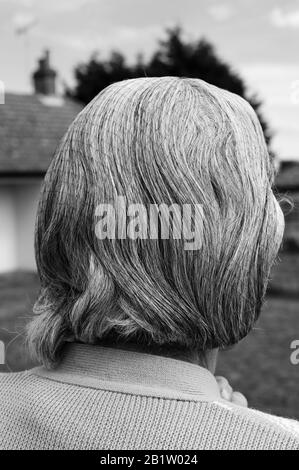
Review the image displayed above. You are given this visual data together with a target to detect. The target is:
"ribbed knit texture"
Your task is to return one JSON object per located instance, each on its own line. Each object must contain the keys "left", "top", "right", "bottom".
{"left": 0, "top": 344, "right": 298, "bottom": 450}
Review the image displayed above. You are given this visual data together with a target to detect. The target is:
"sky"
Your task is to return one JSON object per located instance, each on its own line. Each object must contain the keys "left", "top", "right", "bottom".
{"left": 0, "top": 0, "right": 299, "bottom": 160}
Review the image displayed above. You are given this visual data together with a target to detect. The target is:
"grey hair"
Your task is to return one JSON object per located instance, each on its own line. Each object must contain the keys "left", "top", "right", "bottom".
{"left": 27, "top": 77, "right": 283, "bottom": 368}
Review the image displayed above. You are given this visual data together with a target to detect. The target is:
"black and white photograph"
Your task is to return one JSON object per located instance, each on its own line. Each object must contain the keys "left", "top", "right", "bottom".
{"left": 0, "top": 0, "right": 299, "bottom": 453}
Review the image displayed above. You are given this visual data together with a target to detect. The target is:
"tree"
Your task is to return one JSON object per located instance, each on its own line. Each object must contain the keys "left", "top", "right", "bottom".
{"left": 68, "top": 27, "right": 272, "bottom": 153}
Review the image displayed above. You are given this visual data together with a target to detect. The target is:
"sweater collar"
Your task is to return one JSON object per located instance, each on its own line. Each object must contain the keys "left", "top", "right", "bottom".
{"left": 33, "top": 342, "right": 221, "bottom": 402}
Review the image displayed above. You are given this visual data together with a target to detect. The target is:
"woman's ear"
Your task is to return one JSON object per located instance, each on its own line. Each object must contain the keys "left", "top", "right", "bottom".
{"left": 274, "top": 197, "right": 285, "bottom": 242}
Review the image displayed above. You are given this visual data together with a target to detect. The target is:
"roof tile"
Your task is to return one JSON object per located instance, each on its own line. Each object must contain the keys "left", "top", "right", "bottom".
{"left": 0, "top": 93, "right": 83, "bottom": 173}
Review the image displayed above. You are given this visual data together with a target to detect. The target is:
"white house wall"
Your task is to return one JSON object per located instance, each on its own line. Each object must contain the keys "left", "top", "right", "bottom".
{"left": 15, "top": 181, "right": 42, "bottom": 271}
{"left": 0, "top": 179, "right": 42, "bottom": 273}
{"left": 0, "top": 186, "right": 17, "bottom": 271}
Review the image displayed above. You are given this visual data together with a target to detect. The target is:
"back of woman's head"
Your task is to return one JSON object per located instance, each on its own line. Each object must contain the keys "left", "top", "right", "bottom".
{"left": 27, "top": 76, "right": 283, "bottom": 368}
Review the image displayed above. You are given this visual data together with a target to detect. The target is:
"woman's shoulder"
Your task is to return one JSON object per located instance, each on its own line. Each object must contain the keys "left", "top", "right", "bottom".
{"left": 0, "top": 369, "right": 38, "bottom": 395}
{"left": 0, "top": 369, "right": 35, "bottom": 379}
{"left": 214, "top": 398, "right": 299, "bottom": 441}
{"left": 247, "top": 407, "right": 299, "bottom": 437}
{"left": 205, "top": 398, "right": 299, "bottom": 450}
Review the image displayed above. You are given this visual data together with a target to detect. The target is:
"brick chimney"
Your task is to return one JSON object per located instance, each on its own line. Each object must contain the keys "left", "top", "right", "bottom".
{"left": 32, "top": 50, "right": 56, "bottom": 95}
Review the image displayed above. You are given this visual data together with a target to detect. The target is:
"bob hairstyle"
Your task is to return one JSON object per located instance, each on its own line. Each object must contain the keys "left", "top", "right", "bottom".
{"left": 27, "top": 77, "right": 283, "bottom": 368}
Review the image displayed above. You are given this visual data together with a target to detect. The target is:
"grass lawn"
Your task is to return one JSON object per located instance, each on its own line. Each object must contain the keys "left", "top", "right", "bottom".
{"left": 0, "top": 271, "right": 298, "bottom": 419}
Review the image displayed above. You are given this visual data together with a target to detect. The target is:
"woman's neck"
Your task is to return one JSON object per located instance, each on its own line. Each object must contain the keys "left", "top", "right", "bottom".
{"left": 97, "top": 339, "right": 219, "bottom": 374}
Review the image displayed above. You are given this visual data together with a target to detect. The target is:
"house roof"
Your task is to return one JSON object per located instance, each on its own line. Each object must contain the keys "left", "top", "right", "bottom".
{"left": 0, "top": 92, "right": 83, "bottom": 174}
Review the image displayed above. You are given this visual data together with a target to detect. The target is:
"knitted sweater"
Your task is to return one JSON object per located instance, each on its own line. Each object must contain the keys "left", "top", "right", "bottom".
{"left": 0, "top": 344, "right": 298, "bottom": 450}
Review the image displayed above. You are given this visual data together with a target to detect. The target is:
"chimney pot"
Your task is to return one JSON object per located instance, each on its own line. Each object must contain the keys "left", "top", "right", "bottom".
{"left": 32, "top": 50, "right": 57, "bottom": 96}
